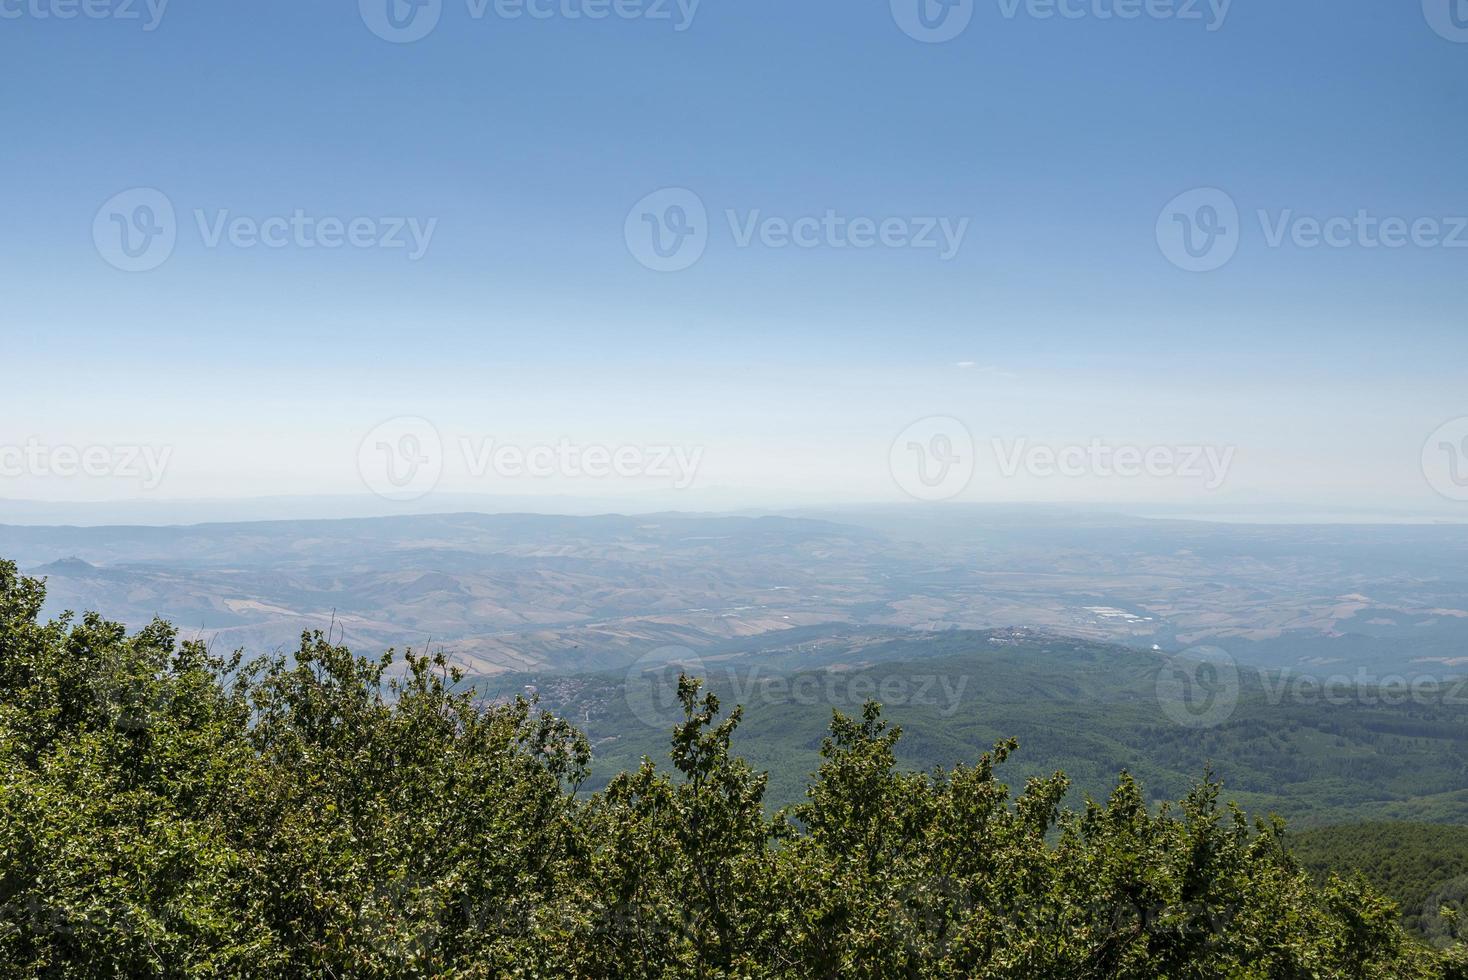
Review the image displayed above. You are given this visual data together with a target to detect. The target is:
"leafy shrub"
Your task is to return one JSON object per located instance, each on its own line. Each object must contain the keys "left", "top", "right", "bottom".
{"left": 0, "top": 559, "right": 1458, "bottom": 978}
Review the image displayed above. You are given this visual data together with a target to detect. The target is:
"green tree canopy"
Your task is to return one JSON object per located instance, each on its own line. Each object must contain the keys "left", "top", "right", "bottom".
{"left": 2, "top": 558, "right": 1465, "bottom": 978}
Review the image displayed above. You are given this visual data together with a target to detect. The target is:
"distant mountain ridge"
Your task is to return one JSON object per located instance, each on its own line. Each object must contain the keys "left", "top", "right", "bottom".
{"left": 5, "top": 508, "right": 1468, "bottom": 676}
{"left": 482, "top": 629, "right": 1468, "bottom": 826}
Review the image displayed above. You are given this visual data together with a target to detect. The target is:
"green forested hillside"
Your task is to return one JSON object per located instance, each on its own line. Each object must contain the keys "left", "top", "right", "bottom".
{"left": 488, "top": 631, "right": 1468, "bottom": 825}
{"left": 1292, "top": 823, "right": 1468, "bottom": 944}
{"left": 5, "top": 558, "right": 1468, "bottom": 977}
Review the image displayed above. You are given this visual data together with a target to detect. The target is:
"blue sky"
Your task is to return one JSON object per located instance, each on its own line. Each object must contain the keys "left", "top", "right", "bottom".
{"left": 2, "top": 0, "right": 1466, "bottom": 516}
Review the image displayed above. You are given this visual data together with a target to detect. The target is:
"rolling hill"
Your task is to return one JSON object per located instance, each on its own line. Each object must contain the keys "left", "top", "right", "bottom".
{"left": 478, "top": 629, "right": 1468, "bottom": 826}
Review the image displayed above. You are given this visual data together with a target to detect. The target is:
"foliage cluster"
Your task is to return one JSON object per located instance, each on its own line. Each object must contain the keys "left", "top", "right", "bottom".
{"left": 3, "top": 560, "right": 1466, "bottom": 978}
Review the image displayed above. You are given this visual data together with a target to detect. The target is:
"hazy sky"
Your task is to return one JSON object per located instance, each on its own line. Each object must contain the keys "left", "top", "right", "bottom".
{"left": 3, "top": 1, "right": 1466, "bottom": 517}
